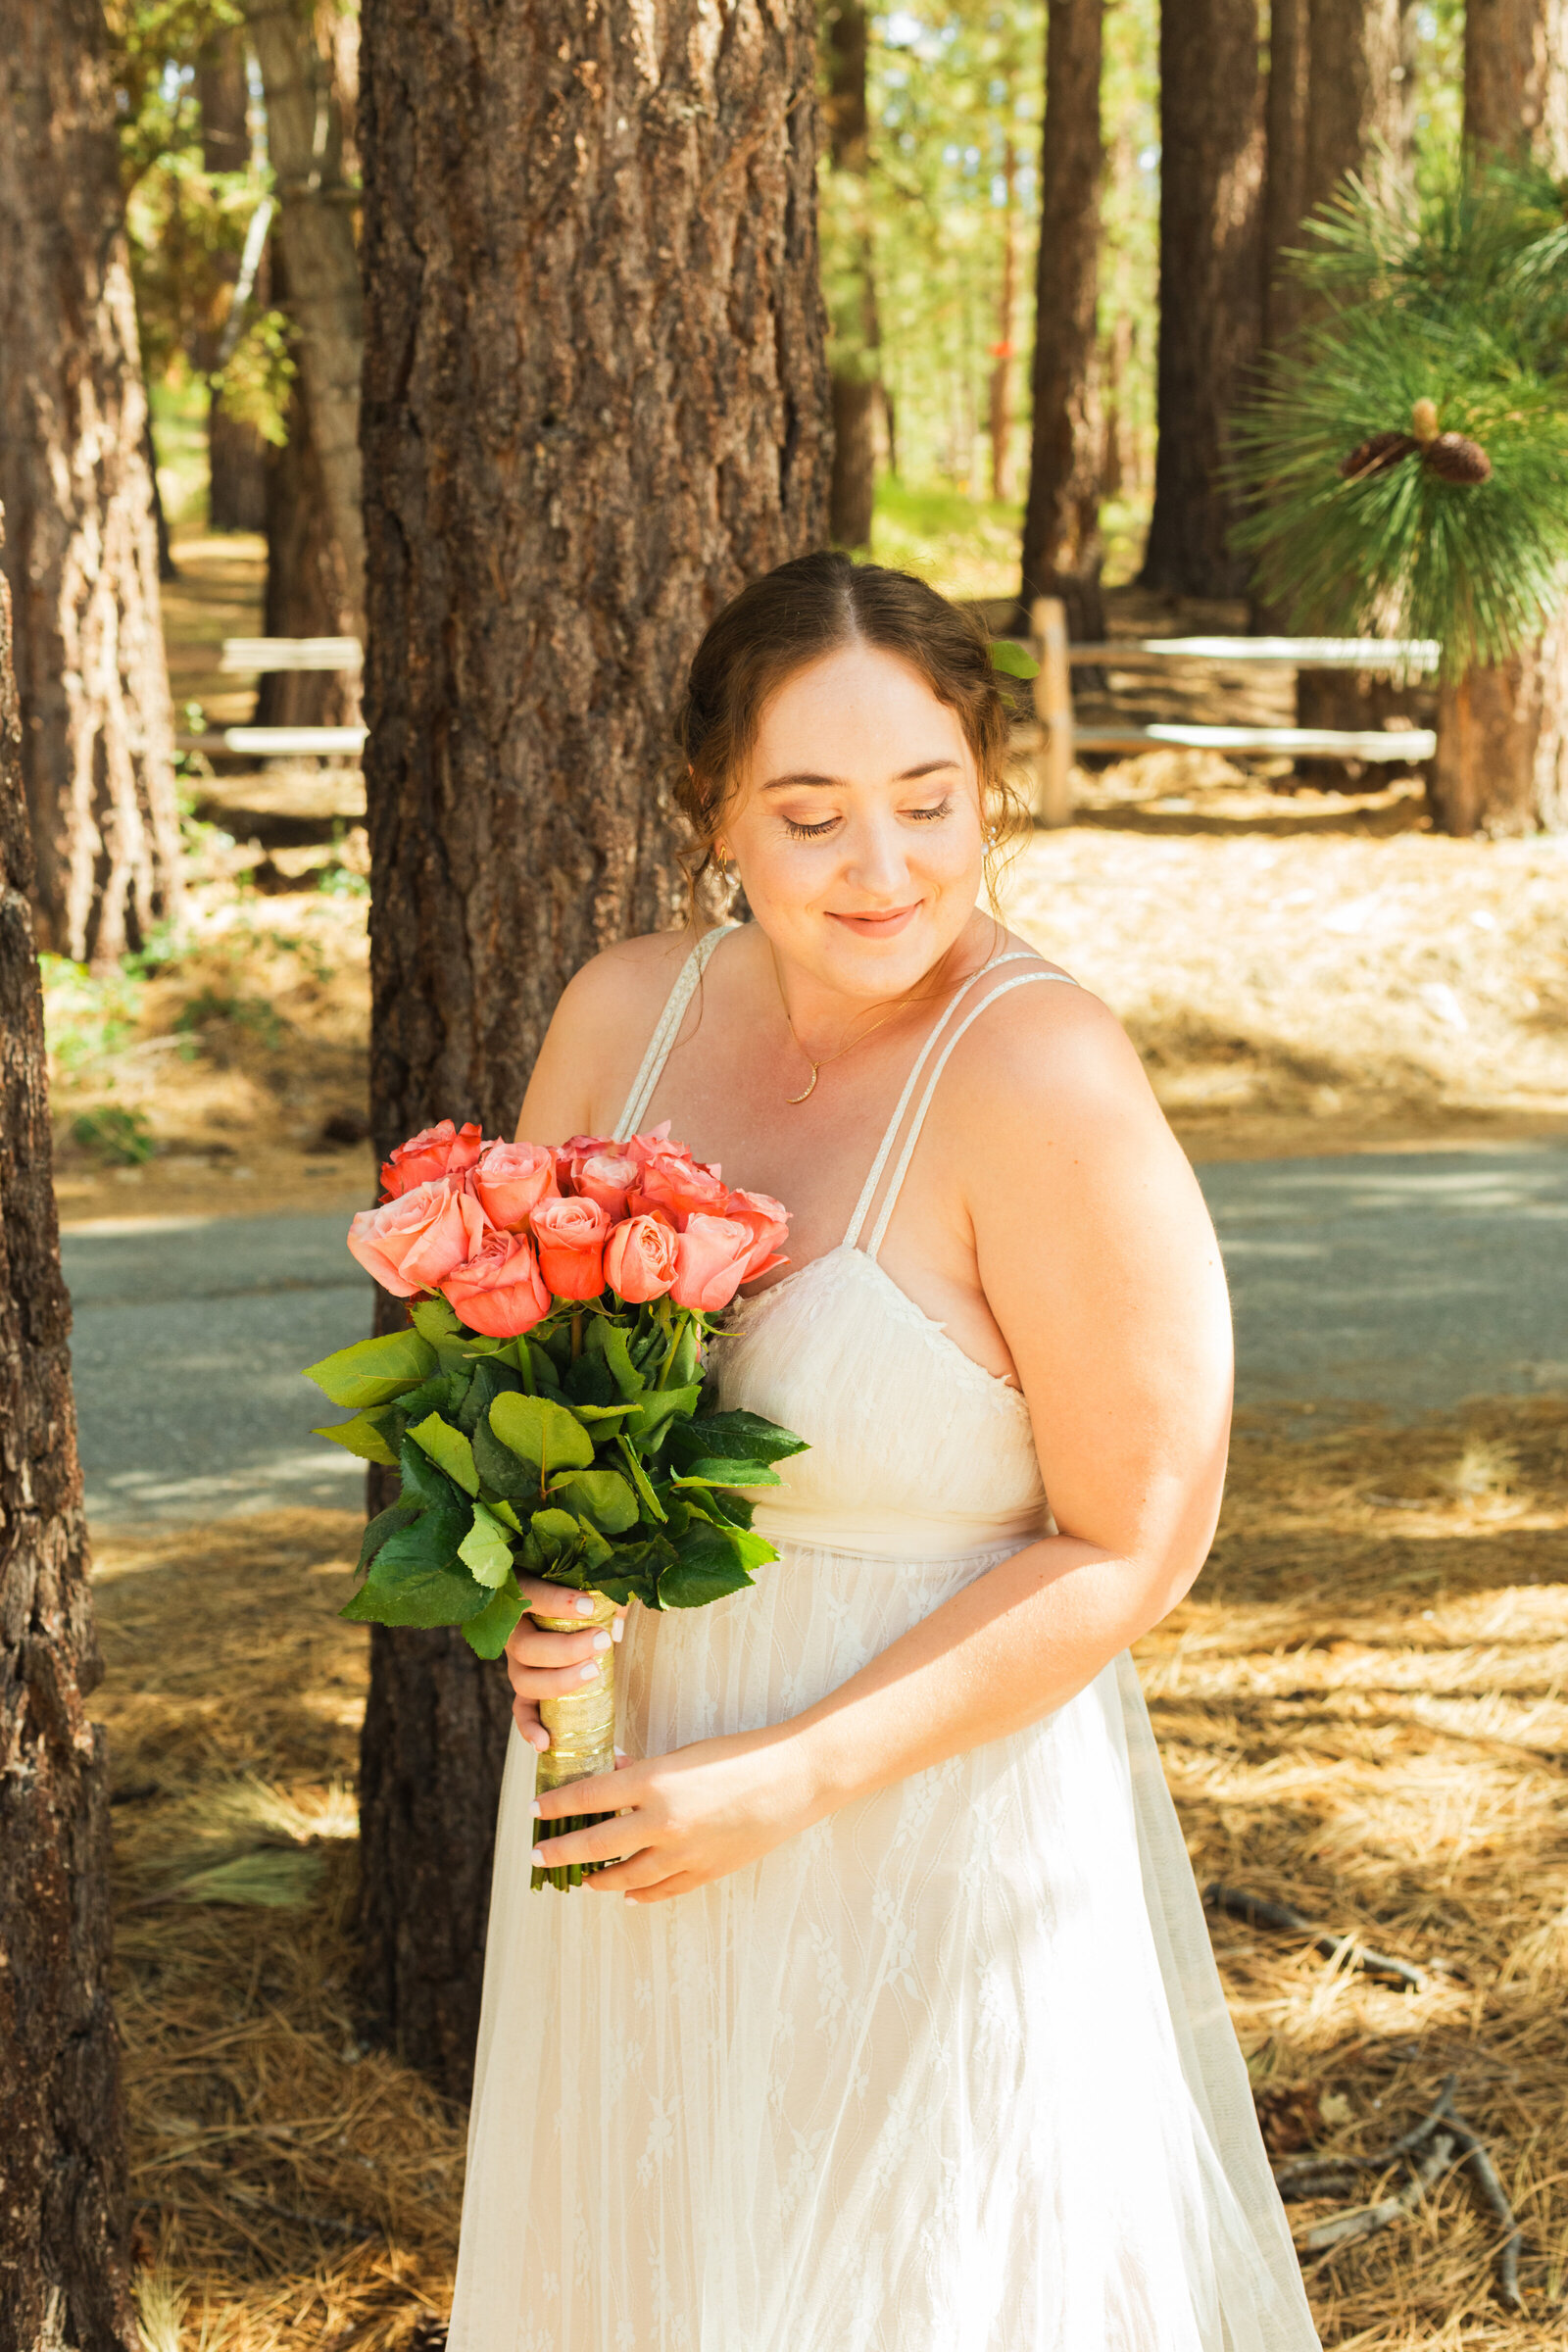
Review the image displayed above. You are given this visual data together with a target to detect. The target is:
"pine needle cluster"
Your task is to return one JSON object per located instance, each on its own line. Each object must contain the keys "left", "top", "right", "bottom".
{"left": 1231, "top": 160, "right": 1568, "bottom": 678}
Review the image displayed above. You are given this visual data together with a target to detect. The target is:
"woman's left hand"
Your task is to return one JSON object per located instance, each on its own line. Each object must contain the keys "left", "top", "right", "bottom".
{"left": 531, "top": 1726, "right": 819, "bottom": 1902}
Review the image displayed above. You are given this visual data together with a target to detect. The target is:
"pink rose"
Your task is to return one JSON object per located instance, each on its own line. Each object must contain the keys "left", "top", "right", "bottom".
{"left": 622, "top": 1120, "right": 692, "bottom": 1169}
{"left": 441, "top": 1228, "right": 552, "bottom": 1339}
{"left": 531, "top": 1195, "right": 611, "bottom": 1299}
{"left": 723, "top": 1188, "right": 791, "bottom": 1280}
{"left": 553, "top": 1134, "right": 617, "bottom": 1193}
{"left": 574, "top": 1151, "right": 639, "bottom": 1221}
{"left": 604, "top": 1212, "right": 679, "bottom": 1303}
{"left": 631, "top": 1150, "right": 730, "bottom": 1228}
{"left": 669, "top": 1213, "right": 754, "bottom": 1312}
{"left": 380, "top": 1119, "right": 488, "bottom": 1200}
{"left": 473, "top": 1138, "right": 558, "bottom": 1231}
{"left": 347, "top": 1177, "right": 491, "bottom": 1297}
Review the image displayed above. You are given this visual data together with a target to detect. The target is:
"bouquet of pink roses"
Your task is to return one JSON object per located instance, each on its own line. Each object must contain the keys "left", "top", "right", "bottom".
{"left": 303, "top": 1120, "right": 805, "bottom": 1888}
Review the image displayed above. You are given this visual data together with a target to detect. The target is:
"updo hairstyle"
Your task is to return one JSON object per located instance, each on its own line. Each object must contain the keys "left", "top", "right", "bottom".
{"left": 673, "top": 551, "right": 1032, "bottom": 906}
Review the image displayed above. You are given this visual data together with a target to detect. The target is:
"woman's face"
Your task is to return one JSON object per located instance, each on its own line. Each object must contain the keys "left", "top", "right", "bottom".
{"left": 720, "top": 643, "right": 987, "bottom": 1002}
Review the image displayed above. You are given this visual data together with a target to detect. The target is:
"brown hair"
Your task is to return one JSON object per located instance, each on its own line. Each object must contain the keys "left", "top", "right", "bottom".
{"left": 673, "top": 551, "right": 1031, "bottom": 906}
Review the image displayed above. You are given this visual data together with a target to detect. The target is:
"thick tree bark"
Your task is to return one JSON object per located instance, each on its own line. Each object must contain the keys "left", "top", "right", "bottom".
{"left": 1464, "top": 0, "right": 1568, "bottom": 166}
{"left": 989, "top": 132, "right": 1019, "bottom": 505}
{"left": 357, "top": 0, "right": 829, "bottom": 2094}
{"left": 1139, "top": 0, "right": 1265, "bottom": 597}
{"left": 1019, "top": 0, "right": 1104, "bottom": 642}
{"left": 822, "top": 0, "right": 879, "bottom": 549}
{"left": 0, "top": 532, "right": 134, "bottom": 2352}
{"left": 0, "top": 0, "right": 181, "bottom": 970}
{"left": 199, "top": 26, "right": 270, "bottom": 535}
{"left": 240, "top": 0, "right": 365, "bottom": 624}
{"left": 1261, "top": 0, "right": 1309, "bottom": 362}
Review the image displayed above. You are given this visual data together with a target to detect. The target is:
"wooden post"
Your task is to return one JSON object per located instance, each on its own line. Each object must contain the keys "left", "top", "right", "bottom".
{"left": 1030, "top": 595, "right": 1074, "bottom": 827}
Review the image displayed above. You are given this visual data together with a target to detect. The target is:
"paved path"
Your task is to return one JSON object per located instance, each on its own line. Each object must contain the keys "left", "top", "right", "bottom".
{"left": 62, "top": 1146, "right": 1568, "bottom": 1522}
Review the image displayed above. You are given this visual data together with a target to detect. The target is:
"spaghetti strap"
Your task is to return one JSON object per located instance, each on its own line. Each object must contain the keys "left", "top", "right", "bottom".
{"left": 860, "top": 966, "right": 1079, "bottom": 1263}
{"left": 841, "top": 953, "right": 1073, "bottom": 1252}
{"left": 612, "top": 924, "right": 737, "bottom": 1142}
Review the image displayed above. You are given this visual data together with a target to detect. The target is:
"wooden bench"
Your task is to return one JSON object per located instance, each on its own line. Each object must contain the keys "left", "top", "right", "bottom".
{"left": 1020, "top": 599, "right": 1439, "bottom": 826}
{"left": 175, "top": 638, "right": 366, "bottom": 759}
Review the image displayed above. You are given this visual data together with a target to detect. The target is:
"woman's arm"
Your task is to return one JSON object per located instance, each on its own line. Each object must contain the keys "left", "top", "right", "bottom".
{"left": 531, "top": 987, "right": 1233, "bottom": 1899}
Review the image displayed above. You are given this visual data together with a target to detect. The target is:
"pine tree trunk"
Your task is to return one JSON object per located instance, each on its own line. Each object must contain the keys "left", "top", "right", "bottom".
{"left": 1019, "top": 0, "right": 1104, "bottom": 642}
{"left": 240, "top": 0, "right": 365, "bottom": 625}
{"left": 1139, "top": 0, "right": 1264, "bottom": 597}
{"left": 0, "top": 0, "right": 181, "bottom": 971}
{"left": 1440, "top": 0, "right": 1568, "bottom": 836}
{"left": 823, "top": 0, "right": 879, "bottom": 550}
{"left": 0, "top": 537, "right": 134, "bottom": 2352}
{"left": 200, "top": 26, "right": 270, "bottom": 535}
{"left": 1261, "top": 0, "right": 1309, "bottom": 355}
{"left": 989, "top": 132, "right": 1019, "bottom": 505}
{"left": 356, "top": 0, "right": 829, "bottom": 2095}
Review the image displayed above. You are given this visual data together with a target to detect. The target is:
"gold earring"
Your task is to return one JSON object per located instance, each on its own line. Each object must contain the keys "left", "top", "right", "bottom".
{"left": 714, "top": 843, "right": 729, "bottom": 869}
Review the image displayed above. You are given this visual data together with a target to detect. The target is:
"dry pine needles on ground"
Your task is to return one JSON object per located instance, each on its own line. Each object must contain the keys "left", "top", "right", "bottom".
{"left": 90, "top": 1399, "right": 1568, "bottom": 2347}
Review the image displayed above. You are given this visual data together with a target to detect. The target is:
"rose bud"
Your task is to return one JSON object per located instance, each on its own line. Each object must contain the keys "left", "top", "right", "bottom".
{"left": 722, "top": 1187, "right": 790, "bottom": 1281}
{"left": 531, "top": 1195, "right": 611, "bottom": 1298}
{"left": 604, "top": 1212, "right": 679, "bottom": 1303}
{"left": 552, "top": 1134, "right": 617, "bottom": 1193}
{"left": 630, "top": 1149, "right": 730, "bottom": 1228}
{"left": 441, "top": 1228, "right": 552, "bottom": 1339}
{"left": 669, "top": 1212, "right": 755, "bottom": 1312}
{"left": 380, "top": 1118, "right": 488, "bottom": 1200}
{"left": 347, "top": 1177, "right": 490, "bottom": 1297}
{"left": 575, "top": 1151, "right": 639, "bottom": 1221}
{"left": 473, "top": 1138, "right": 558, "bottom": 1231}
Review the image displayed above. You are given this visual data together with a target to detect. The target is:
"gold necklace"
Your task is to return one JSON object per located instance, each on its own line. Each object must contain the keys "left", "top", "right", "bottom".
{"left": 769, "top": 946, "right": 914, "bottom": 1104}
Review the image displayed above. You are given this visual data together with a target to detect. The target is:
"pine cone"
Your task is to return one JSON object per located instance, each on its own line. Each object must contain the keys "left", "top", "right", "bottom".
{"left": 1421, "top": 432, "right": 1492, "bottom": 483}
{"left": 1339, "top": 430, "right": 1417, "bottom": 480}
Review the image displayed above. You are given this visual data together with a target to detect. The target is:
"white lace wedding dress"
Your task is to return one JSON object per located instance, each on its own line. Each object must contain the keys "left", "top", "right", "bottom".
{"left": 449, "top": 930, "right": 1319, "bottom": 2352}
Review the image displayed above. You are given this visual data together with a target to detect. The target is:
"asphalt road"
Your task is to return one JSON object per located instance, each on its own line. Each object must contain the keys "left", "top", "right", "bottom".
{"left": 62, "top": 1145, "right": 1568, "bottom": 1523}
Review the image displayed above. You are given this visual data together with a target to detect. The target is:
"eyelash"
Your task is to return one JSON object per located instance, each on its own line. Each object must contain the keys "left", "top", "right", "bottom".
{"left": 782, "top": 798, "right": 953, "bottom": 842}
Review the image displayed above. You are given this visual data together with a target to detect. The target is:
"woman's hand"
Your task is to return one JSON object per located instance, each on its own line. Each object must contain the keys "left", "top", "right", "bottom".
{"left": 530, "top": 1726, "right": 820, "bottom": 1902}
{"left": 503, "top": 1577, "right": 629, "bottom": 1755}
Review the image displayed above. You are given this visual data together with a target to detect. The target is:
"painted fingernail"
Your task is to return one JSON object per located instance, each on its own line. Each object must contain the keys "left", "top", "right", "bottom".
{"left": 530, "top": 1799, "right": 541, "bottom": 1817}
{"left": 591, "top": 1630, "right": 611, "bottom": 1652}
{"left": 614, "top": 1745, "right": 626, "bottom": 1758}
{"left": 612, "top": 1618, "right": 624, "bottom": 1642}
{"left": 574, "top": 1595, "right": 594, "bottom": 1616}
{"left": 578, "top": 1662, "right": 599, "bottom": 1682}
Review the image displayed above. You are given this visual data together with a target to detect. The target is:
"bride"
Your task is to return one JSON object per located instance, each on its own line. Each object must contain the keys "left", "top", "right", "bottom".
{"left": 447, "top": 553, "right": 1318, "bottom": 2351}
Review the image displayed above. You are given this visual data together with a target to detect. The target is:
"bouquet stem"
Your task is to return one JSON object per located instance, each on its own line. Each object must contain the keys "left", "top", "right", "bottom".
{"left": 530, "top": 1588, "right": 617, "bottom": 1892}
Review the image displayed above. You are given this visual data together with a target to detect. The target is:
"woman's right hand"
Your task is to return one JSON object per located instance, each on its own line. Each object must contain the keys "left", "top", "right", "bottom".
{"left": 502, "top": 1578, "right": 627, "bottom": 1754}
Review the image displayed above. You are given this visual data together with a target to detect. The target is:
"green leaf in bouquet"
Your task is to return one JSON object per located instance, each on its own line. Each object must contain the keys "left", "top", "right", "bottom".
{"left": 657, "top": 1522, "right": 757, "bottom": 1609}
{"left": 490, "top": 1391, "right": 594, "bottom": 1476}
{"left": 549, "top": 1467, "right": 640, "bottom": 1535}
{"left": 457, "top": 1355, "right": 522, "bottom": 1438}
{"left": 575, "top": 1516, "right": 615, "bottom": 1572}
{"left": 374, "top": 1503, "right": 470, "bottom": 1573}
{"left": 614, "top": 1434, "right": 667, "bottom": 1523}
{"left": 593, "top": 1317, "right": 647, "bottom": 1399}
{"left": 529, "top": 1505, "right": 587, "bottom": 1564}
{"left": 459, "top": 1499, "right": 516, "bottom": 1589}
{"left": 314, "top": 1411, "right": 401, "bottom": 1467}
{"left": 463, "top": 1573, "right": 527, "bottom": 1659}
{"left": 624, "top": 1384, "right": 702, "bottom": 1446}
{"left": 409, "top": 1411, "right": 481, "bottom": 1496}
{"left": 471, "top": 1417, "right": 540, "bottom": 1502}
{"left": 666, "top": 1315, "right": 701, "bottom": 1390}
{"left": 398, "top": 1431, "right": 464, "bottom": 1513}
{"left": 564, "top": 1350, "right": 616, "bottom": 1408}
{"left": 570, "top": 1400, "right": 636, "bottom": 1426}
{"left": 703, "top": 1485, "right": 755, "bottom": 1529}
{"left": 411, "top": 1296, "right": 463, "bottom": 1345}
{"left": 524, "top": 1337, "right": 565, "bottom": 1395}
{"left": 590, "top": 1532, "right": 678, "bottom": 1609}
{"left": 671, "top": 1458, "right": 782, "bottom": 1490}
{"left": 667, "top": 1409, "right": 808, "bottom": 1467}
{"left": 488, "top": 1495, "right": 523, "bottom": 1533}
{"left": 398, "top": 1366, "right": 471, "bottom": 1425}
{"left": 342, "top": 1548, "right": 491, "bottom": 1627}
{"left": 303, "top": 1327, "right": 437, "bottom": 1407}
{"left": 359, "top": 1495, "right": 420, "bottom": 1572}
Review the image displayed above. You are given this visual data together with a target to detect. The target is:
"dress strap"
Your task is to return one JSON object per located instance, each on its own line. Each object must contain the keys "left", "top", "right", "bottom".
{"left": 612, "top": 924, "right": 737, "bottom": 1142}
{"left": 840, "top": 951, "right": 1054, "bottom": 1252}
{"left": 858, "top": 965, "right": 1080, "bottom": 1263}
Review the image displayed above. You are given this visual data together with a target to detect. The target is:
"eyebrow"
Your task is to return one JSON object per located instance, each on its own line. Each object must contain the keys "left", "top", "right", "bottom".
{"left": 760, "top": 758, "right": 962, "bottom": 792}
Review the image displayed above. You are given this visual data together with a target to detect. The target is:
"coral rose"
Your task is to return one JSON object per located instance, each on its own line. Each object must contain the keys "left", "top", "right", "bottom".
{"left": 722, "top": 1188, "right": 791, "bottom": 1281}
{"left": 347, "top": 1178, "right": 490, "bottom": 1298}
{"left": 574, "top": 1151, "right": 639, "bottom": 1221}
{"left": 604, "top": 1212, "right": 678, "bottom": 1303}
{"left": 380, "top": 1119, "right": 487, "bottom": 1200}
{"left": 669, "top": 1213, "right": 754, "bottom": 1312}
{"left": 531, "top": 1195, "right": 611, "bottom": 1299}
{"left": 440, "top": 1228, "right": 551, "bottom": 1339}
{"left": 553, "top": 1134, "right": 617, "bottom": 1192}
{"left": 473, "top": 1138, "right": 558, "bottom": 1231}
{"left": 631, "top": 1150, "right": 729, "bottom": 1227}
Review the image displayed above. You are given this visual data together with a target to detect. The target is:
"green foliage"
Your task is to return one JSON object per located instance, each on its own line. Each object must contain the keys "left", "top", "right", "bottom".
{"left": 303, "top": 1328, "right": 437, "bottom": 1409}
{"left": 70, "top": 1104, "right": 158, "bottom": 1167}
{"left": 1233, "top": 160, "right": 1568, "bottom": 677}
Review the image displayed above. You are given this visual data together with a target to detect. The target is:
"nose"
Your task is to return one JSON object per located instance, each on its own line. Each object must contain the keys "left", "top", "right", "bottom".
{"left": 840, "top": 808, "right": 911, "bottom": 898}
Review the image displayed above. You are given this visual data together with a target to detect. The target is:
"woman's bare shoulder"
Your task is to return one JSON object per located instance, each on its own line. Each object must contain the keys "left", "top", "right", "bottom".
{"left": 552, "top": 926, "right": 703, "bottom": 1033}
{"left": 519, "top": 926, "right": 711, "bottom": 1139}
{"left": 947, "top": 942, "right": 1166, "bottom": 1151}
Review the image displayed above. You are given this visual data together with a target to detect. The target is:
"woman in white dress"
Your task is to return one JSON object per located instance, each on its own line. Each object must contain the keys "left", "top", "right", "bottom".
{"left": 448, "top": 554, "right": 1319, "bottom": 2352}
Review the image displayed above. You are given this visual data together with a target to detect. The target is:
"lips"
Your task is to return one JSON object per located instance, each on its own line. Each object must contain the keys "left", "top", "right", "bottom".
{"left": 826, "top": 906, "right": 922, "bottom": 939}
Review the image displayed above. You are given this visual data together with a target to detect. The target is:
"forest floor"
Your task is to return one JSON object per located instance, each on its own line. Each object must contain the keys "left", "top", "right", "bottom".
{"left": 93, "top": 1397, "right": 1568, "bottom": 2349}
{"left": 49, "top": 533, "right": 1568, "bottom": 1228}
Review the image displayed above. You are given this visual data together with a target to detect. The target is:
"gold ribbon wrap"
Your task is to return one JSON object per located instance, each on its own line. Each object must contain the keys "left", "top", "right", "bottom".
{"left": 533, "top": 1589, "right": 618, "bottom": 1792}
